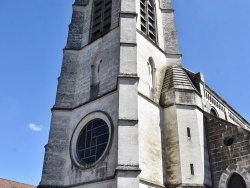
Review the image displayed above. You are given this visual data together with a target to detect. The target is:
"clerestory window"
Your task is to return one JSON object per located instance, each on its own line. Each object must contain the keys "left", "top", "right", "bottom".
{"left": 140, "top": 0, "right": 156, "bottom": 42}
{"left": 210, "top": 108, "right": 218, "bottom": 117}
{"left": 91, "top": 0, "right": 112, "bottom": 41}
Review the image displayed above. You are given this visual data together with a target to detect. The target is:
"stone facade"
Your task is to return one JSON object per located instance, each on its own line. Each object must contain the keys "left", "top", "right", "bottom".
{"left": 39, "top": 0, "right": 250, "bottom": 188}
{"left": 206, "top": 113, "right": 250, "bottom": 187}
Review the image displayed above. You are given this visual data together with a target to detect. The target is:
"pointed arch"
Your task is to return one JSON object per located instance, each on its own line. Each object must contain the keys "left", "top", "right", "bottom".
{"left": 140, "top": 0, "right": 157, "bottom": 42}
{"left": 218, "top": 164, "right": 250, "bottom": 188}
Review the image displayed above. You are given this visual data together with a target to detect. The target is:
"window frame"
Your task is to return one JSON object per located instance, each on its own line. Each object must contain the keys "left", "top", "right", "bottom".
{"left": 76, "top": 119, "right": 109, "bottom": 165}
{"left": 70, "top": 112, "right": 113, "bottom": 169}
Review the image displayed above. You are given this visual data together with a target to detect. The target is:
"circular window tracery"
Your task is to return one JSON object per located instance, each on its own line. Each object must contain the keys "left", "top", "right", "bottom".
{"left": 77, "top": 119, "right": 109, "bottom": 165}
{"left": 70, "top": 112, "right": 112, "bottom": 169}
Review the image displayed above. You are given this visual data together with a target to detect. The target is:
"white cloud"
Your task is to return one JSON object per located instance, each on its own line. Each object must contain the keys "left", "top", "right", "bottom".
{"left": 28, "top": 123, "right": 43, "bottom": 132}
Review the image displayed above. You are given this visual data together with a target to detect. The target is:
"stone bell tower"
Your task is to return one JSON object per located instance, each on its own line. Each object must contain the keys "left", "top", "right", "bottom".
{"left": 39, "top": 0, "right": 212, "bottom": 187}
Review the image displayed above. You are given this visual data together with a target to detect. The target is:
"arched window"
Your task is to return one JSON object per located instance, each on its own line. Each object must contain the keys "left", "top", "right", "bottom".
{"left": 91, "top": 56, "right": 102, "bottom": 85}
{"left": 91, "top": 0, "right": 112, "bottom": 41}
{"left": 228, "top": 173, "right": 246, "bottom": 188}
{"left": 140, "top": 0, "right": 156, "bottom": 42}
{"left": 210, "top": 108, "right": 218, "bottom": 117}
{"left": 147, "top": 57, "right": 156, "bottom": 93}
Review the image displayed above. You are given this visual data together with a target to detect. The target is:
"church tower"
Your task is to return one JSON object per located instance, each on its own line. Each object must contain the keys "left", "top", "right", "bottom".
{"left": 39, "top": 0, "right": 250, "bottom": 187}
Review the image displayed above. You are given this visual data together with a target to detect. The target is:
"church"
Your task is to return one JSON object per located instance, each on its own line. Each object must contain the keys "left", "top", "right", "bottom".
{"left": 38, "top": 0, "right": 250, "bottom": 187}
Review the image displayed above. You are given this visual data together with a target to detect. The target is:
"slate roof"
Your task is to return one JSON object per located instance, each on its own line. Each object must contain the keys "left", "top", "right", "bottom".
{"left": 0, "top": 178, "right": 36, "bottom": 188}
{"left": 161, "top": 65, "right": 198, "bottom": 93}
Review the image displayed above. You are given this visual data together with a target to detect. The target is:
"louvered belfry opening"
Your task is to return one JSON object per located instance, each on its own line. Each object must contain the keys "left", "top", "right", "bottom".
{"left": 140, "top": 0, "right": 156, "bottom": 42}
{"left": 91, "top": 0, "right": 112, "bottom": 41}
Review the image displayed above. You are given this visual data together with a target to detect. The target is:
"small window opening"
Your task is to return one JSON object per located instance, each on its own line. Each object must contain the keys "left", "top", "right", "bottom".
{"left": 98, "top": 64, "right": 100, "bottom": 72}
{"left": 224, "top": 137, "right": 234, "bottom": 146}
{"left": 210, "top": 108, "right": 218, "bottom": 116}
{"left": 190, "top": 164, "right": 194, "bottom": 175}
{"left": 187, "top": 127, "right": 191, "bottom": 138}
{"left": 91, "top": 57, "right": 101, "bottom": 85}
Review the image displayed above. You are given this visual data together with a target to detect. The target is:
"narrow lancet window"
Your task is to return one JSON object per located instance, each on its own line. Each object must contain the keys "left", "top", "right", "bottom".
{"left": 148, "top": 57, "right": 156, "bottom": 93}
{"left": 91, "top": 56, "right": 102, "bottom": 85}
{"left": 91, "top": 0, "right": 112, "bottom": 41}
{"left": 187, "top": 127, "right": 191, "bottom": 138}
{"left": 140, "top": 0, "right": 156, "bottom": 42}
{"left": 190, "top": 164, "right": 194, "bottom": 175}
{"left": 147, "top": 61, "right": 153, "bottom": 89}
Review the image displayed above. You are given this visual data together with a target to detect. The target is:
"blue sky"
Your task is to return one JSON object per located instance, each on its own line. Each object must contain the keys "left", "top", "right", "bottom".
{"left": 0, "top": 0, "right": 249, "bottom": 186}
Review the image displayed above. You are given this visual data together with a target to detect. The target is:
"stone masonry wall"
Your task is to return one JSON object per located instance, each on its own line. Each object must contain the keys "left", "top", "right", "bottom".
{"left": 138, "top": 95, "right": 164, "bottom": 186}
{"left": 54, "top": 0, "right": 121, "bottom": 109}
{"left": 162, "top": 11, "right": 179, "bottom": 54}
{"left": 206, "top": 116, "right": 250, "bottom": 187}
{"left": 66, "top": 0, "right": 120, "bottom": 49}
{"left": 54, "top": 29, "right": 119, "bottom": 108}
{"left": 66, "top": 8, "right": 84, "bottom": 49}
{"left": 73, "top": 29, "right": 120, "bottom": 107}
{"left": 55, "top": 28, "right": 120, "bottom": 109}
{"left": 137, "top": 34, "right": 167, "bottom": 102}
{"left": 40, "top": 92, "right": 119, "bottom": 187}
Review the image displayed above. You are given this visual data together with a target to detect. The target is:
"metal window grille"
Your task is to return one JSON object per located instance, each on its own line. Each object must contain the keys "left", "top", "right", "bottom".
{"left": 91, "top": 0, "right": 112, "bottom": 41}
{"left": 140, "top": 0, "right": 156, "bottom": 42}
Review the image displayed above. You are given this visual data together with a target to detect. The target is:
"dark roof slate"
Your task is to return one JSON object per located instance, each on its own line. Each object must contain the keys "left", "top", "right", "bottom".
{"left": 161, "top": 65, "right": 198, "bottom": 93}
